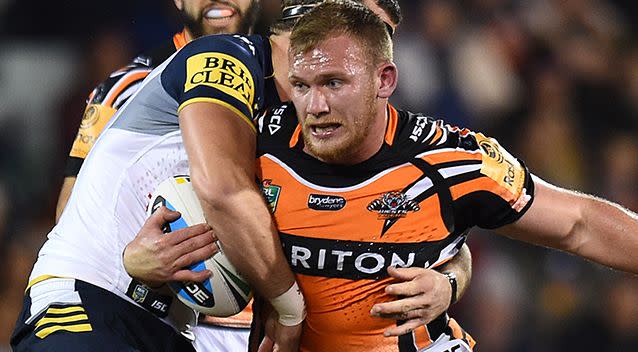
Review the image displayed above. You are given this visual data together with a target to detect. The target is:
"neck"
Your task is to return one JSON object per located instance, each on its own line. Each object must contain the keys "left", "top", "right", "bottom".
{"left": 183, "top": 28, "right": 195, "bottom": 42}
{"left": 349, "top": 101, "right": 389, "bottom": 164}
{"left": 269, "top": 32, "right": 292, "bottom": 101}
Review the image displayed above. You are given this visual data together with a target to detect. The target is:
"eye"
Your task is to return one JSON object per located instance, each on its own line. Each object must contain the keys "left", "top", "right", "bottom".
{"left": 326, "top": 79, "right": 342, "bottom": 89}
{"left": 292, "top": 81, "right": 308, "bottom": 93}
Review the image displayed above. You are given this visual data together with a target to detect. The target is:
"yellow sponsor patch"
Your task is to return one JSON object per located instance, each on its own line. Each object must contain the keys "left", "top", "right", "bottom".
{"left": 184, "top": 52, "right": 255, "bottom": 110}
{"left": 69, "top": 104, "right": 115, "bottom": 159}
{"left": 475, "top": 133, "right": 526, "bottom": 197}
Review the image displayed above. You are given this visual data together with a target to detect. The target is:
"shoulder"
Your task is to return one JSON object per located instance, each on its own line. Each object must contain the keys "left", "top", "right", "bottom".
{"left": 87, "top": 39, "right": 176, "bottom": 108}
{"left": 172, "top": 34, "right": 263, "bottom": 65}
{"left": 391, "top": 108, "right": 478, "bottom": 157}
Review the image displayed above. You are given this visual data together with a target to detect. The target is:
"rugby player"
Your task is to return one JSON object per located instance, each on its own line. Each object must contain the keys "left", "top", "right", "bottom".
{"left": 249, "top": 2, "right": 638, "bottom": 350}
{"left": 121, "top": 0, "right": 475, "bottom": 346}
{"left": 57, "top": 0, "right": 259, "bottom": 221}
{"left": 14, "top": 0, "right": 472, "bottom": 351}
{"left": 51, "top": 1, "right": 259, "bottom": 351}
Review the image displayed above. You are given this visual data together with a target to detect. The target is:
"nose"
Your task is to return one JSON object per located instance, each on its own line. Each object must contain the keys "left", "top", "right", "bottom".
{"left": 306, "top": 88, "right": 329, "bottom": 117}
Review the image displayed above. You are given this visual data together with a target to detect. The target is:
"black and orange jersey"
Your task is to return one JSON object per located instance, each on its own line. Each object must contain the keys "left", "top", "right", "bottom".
{"left": 255, "top": 103, "right": 534, "bottom": 351}
{"left": 65, "top": 32, "right": 192, "bottom": 176}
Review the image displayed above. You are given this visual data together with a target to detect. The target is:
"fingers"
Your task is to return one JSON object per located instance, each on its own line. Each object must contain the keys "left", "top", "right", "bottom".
{"left": 387, "top": 266, "right": 425, "bottom": 281}
{"left": 172, "top": 269, "right": 212, "bottom": 283}
{"left": 163, "top": 222, "right": 213, "bottom": 245}
{"left": 370, "top": 295, "right": 423, "bottom": 318}
{"left": 173, "top": 240, "right": 219, "bottom": 269}
{"left": 171, "top": 229, "right": 217, "bottom": 259}
{"left": 382, "top": 318, "right": 427, "bottom": 337}
{"left": 385, "top": 280, "right": 423, "bottom": 297}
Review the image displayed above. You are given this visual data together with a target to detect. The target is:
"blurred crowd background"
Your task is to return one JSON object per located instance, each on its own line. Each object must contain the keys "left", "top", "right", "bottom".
{"left": 0, "top": 0, "right": 637, "bottom": 351}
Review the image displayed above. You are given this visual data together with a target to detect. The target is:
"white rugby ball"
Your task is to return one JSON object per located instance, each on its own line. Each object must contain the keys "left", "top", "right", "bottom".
{"left": 147, "top": 175, "right": 253, "bottom": 317}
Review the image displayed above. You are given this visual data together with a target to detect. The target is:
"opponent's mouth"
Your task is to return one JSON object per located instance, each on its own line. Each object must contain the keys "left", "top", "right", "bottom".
{"left": 204, "top": 6, "right": 236, "bottom": 20}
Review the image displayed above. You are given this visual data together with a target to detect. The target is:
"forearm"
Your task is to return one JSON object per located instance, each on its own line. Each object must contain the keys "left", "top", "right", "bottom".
{"left": 197, "top": 183, "right": 295, "bottom": 299}
{"left": 436, "top": 243, "right": 471, "bottom": 302}
{"left": 500, "top": 176, "right": 638, "bottom": 274}
{"left": 182, "top": 102, "right": 297, "bottom": 300}
{"left": 570, "top": 196, "right": 638, "bottom": 273}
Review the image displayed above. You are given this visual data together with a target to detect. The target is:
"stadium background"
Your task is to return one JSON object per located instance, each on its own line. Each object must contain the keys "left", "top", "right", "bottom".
{"left": 0, "top": 0, "right": 637, "bottom": 350}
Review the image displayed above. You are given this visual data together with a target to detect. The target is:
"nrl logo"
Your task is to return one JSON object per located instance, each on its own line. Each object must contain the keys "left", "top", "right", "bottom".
{"left": 261, "top": 179, "right": 281, "bottom": 213}
{"left": 367, "top": 191, "right": 420, "bottom": 219}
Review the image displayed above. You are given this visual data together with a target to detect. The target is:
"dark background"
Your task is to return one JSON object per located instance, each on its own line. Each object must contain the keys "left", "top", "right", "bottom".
{"left": 0, "top": 1, "right": 637, "bottom": 351}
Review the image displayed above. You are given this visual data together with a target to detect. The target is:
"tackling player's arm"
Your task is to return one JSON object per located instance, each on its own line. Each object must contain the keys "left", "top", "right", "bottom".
{"left": 497, "top": 175, "right": 638, "bottom": 274}
{"left": 180, "top": 102, "right": 298, "bottom": 300}
{"left": 180, "top": 102, "right": 303, "bottom": 351}
{"left": 167, "top": 36, "right": 303, "bottom": 350}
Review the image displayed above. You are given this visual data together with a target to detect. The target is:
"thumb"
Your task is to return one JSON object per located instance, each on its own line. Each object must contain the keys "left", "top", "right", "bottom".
{"left": 147, "top": 206, "right": 181, "bottom": 227}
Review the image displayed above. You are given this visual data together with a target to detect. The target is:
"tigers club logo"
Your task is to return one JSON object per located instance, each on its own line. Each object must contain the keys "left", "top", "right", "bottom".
{"left": 367, "top": 191, "right": 420, "bottom": 219}
{"left": 80, "top": 105, "right": 100, "bottom": 129}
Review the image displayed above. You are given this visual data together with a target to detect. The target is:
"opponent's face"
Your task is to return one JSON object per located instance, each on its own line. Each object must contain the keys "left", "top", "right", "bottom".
{"left": 289, "top": 35, "right": 384, "bottom": 165}
{"left": 175, "top": 0, "right": 257, "bottom": 37}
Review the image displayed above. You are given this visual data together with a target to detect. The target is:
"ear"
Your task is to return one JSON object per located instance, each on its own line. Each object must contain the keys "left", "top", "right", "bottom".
{"left": 377, "top": 62, "right": 397, "bottom": 99}
{"left": 174, "top": 0, "right": 184, "bottom": 11}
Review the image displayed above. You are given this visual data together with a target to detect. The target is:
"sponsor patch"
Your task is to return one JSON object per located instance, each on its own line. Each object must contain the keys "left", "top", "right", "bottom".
{"left": 367, "top": 191, "right": 420, "bottom": 219}
{"left": 475, "top": 133, "right": 526, "bottom": 196}
{"left": 184, "top": 52, "right": 254, "bottom": 109}
{"left": 308, "top": 194, "right": 346, "bottom": 211}
{"left": 69, "top": 104, "right": 116, "bottom": 159}
{"left": 279, "top": 232, "right": 464, "bottom": 280}
{"left": 132, "top": 284, "right": 149, "bottom": 303}
{"left": 261, "top": 179, "right": 281, "bottom": 213}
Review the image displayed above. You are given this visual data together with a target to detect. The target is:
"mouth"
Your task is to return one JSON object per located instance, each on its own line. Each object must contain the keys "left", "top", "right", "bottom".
{"left": 309, "top": 123, "right": 342, "bottom": 139}
{"left": 203, "top": 2, "right": 239, "bottom": 23}
{"left": 205, "top": 7, "right": 236, "bottom": 20}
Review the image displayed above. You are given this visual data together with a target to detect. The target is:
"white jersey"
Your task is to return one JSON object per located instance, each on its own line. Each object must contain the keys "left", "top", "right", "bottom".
{"left": 28, "top": 33, "right": 272, "bottom": 319}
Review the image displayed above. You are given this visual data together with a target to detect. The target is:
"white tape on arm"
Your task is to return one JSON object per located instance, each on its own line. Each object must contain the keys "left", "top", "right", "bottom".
{"left": 269, "top": 281, "right": 306, "bottom": 326}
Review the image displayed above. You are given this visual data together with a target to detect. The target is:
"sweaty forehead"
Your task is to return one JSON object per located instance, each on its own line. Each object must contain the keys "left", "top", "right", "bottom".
{"left": 290, "top": 35, "right": 367, "bottom": 77}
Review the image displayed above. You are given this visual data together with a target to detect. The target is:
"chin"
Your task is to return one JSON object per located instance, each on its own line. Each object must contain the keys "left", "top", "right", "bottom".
{"left": 308, "top": 143, "right": 351, "bottom": 164}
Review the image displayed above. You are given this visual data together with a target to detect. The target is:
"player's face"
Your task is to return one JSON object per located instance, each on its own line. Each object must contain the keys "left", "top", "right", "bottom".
{"left": 176, "top": 0, "right": 257, "bottom": 37}
{"left": 289, "top": 35, "right": 384, "bottom": 165}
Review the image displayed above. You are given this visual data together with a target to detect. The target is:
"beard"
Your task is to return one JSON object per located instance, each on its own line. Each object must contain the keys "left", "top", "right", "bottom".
{"left": 302, "top": 87, "right": 378, "bottom": 165}
{"left": 179, "top": 0, "right": 259, "bottom": 37}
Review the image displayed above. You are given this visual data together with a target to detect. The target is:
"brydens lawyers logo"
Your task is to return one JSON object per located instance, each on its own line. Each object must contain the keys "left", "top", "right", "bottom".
{"left": 308, "top": 194, "right": 346, "bottom": 211}
{"left": 261, "top": 179, "right": 281, "bottom": 213}
{"left": 367, "top": 191, "right": 420, "bottom": 219}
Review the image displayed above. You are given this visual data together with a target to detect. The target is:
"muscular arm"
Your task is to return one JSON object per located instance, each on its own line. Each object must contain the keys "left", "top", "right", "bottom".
{"left": 497, "top": 175, "right": 638, "bottom": 273}
{"left": 436, "top": 243, "right": 471, "bottom": 302}
{"left": 180, "top": 102, "right": 297, "bottom": 299}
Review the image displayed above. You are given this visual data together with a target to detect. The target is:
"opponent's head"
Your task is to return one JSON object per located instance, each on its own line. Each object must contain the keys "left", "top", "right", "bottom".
{"left": 270, "top": 0, "right": 401, "bottom": 35}
{"left": 288, "top": 0, "right": 397, "bottom": 165}
{"left": 174, "top": 0, "right": 259, "bottom": 39}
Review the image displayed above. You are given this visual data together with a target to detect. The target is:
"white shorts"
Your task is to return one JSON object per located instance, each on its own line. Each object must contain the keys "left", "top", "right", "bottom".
{"left": 191, "top": 324, "right": 250, "bottom": 352}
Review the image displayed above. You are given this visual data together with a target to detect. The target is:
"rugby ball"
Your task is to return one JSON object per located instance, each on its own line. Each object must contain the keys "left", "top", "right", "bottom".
{"left": 147, "top": 175, "right": 253, "bottom": 317}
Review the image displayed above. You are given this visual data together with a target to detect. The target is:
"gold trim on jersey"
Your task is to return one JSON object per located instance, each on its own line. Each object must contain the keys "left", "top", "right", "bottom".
{"left": 178, "top": 97, "right": 256, "bottom": 133}
{"left": 26, "top": 275, "right": 63, "bottom": 292}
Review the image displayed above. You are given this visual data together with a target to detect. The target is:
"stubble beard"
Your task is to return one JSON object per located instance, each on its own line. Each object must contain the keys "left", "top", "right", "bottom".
{"left": 179, "top": 1, "right": 259, "bottom": 37}
{"left": 303, "top": 90, "right": 377, "bottom": 165}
